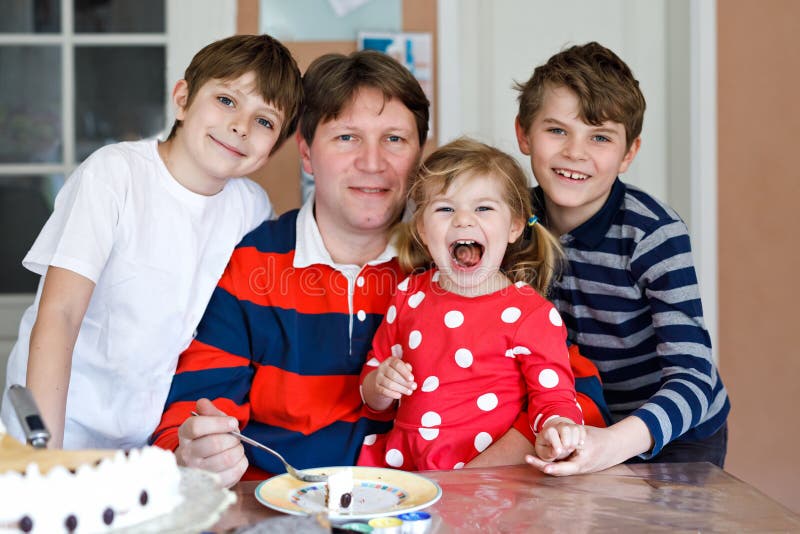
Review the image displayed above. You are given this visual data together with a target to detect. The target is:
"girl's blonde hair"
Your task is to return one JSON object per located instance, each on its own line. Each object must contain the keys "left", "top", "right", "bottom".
{"left": 397, "top": 137, "right": 563, "bottom": 296}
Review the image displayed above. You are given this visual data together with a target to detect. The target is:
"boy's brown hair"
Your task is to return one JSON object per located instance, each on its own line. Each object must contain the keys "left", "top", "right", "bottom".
{"left": 167, "top": 33, "right": 302, "bottom": 152}
{"left": 515, "top": 41, "right": 646, "bottom": 150}
{"left": 398, "top": 137, "right": 563, "bottom": 296}
{"left": 299, "top": 50, "right": 429, "bottom": 147}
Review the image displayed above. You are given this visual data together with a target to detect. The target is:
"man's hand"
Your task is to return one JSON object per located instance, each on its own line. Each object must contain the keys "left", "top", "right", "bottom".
{"left": 534, "top": 417, "right": 585, "bottom": 462}
{"left": 174, "top": 398, "right": 248, "bottom": 487}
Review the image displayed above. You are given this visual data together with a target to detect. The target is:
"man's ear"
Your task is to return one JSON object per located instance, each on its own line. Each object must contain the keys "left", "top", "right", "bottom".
{"left": 514, "top": 116, "right": 532, "bottom": 155}
{"left": 618, "top": 136, "right": 642, "bottom": 174}
{"left": 297, "top": 128, "right": 314, "bottom": 175}
{"left": 172, "top": 79, "right": 190, "bottom": 121}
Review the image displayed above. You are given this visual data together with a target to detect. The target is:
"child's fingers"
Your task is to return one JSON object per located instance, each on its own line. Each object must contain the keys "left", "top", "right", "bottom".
{"left": 388, "top": 358, "right": 416, "bottom": 385}
{"left": 541, "top": 426, "right": 565, "bottom": 457}
{"left": 377, "top": 359, "right": 417, "bottom": 395}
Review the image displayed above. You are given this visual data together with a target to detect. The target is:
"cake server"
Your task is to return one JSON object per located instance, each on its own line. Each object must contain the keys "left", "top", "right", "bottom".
{"left": 190, "top": 411, "right": 327, "bottom": 483}
{"left": 8, "top": 384, "right": 51, "bottom": 448}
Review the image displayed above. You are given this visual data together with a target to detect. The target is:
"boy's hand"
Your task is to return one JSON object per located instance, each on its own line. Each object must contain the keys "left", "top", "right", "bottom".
{"left": 174, "top": 398, "right": 248, "bottom": 488}
{"left": 534, "top": 417, "right": 585, "bottom": 462}
{"left": 373, "top": 357, "right": 417, "bottom": 400}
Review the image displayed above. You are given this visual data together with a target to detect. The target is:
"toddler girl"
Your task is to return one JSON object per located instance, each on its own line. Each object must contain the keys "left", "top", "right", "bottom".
{"left": 357, "top": 137, "right": 585, "bottom": 470}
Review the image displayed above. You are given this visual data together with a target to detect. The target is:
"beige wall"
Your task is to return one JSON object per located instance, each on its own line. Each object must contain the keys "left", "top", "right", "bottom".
{"left": 718, "top": 0, "right": 800, "bottom": 513}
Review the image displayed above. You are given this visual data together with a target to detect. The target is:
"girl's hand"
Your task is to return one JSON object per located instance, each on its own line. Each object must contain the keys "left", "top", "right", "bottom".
{"left": 373, "top": 357, "right": 417, "bottom": 400}
{"left": 534, "top": 417, "right": 585, "bottom": 462}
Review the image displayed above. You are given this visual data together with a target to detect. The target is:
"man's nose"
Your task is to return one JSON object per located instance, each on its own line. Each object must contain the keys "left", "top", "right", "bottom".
{"left": 355, "top": 140, "right": 387, "bottom": 172}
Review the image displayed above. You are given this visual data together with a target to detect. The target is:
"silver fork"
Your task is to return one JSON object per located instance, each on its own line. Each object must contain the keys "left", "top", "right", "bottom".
{"left": 190, "top": 411, "right": 327, "bottom": 483}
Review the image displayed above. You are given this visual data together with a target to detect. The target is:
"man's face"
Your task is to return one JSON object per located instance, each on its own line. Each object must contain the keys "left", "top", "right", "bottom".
{"left": 299, "top": 87, "right": 421, "bottom": 238}
{"left": 170, "top": 71, "right": 284, "bottom": 194}
{"left": 515, "top": 85, "right": 640, "bottom": 231}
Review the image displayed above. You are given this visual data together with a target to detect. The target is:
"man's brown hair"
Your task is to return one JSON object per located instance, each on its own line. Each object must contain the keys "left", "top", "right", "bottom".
{"left": 167, "top": 33, "right": 302, "bottom": 152}
{"left": 515, "top": 41, "right": 646, "bottom": 150}
{"left": 299, "top": 50, "right": 429, "bottom": 147}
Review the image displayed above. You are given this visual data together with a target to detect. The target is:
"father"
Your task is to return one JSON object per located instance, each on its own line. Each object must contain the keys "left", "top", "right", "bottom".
{"left": 152, "top": 51, "right": 535, "bottom": 486}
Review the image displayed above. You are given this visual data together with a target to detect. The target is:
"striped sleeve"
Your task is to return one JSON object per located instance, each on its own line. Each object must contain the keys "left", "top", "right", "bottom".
{"left": 627, "top": 217, "right": 716, "bottom": 456}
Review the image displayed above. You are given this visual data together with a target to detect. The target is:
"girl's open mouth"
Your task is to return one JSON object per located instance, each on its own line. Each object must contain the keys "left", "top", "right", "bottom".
{"left": 450, "top": 240, "right": 484, "bottom": 268}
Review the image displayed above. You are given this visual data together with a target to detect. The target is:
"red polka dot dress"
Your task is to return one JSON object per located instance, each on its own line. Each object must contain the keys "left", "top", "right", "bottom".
{"left": 357, "top": 269, "right": 584, "bottom": 471}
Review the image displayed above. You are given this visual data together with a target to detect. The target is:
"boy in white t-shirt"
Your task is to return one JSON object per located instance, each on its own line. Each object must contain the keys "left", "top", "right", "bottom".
{"left": 0, "top": 34, "right": 303, "bottom": 450}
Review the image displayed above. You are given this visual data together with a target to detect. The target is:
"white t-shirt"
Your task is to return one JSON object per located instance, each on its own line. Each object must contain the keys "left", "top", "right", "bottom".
{"left": 0, "top": 139, "right": 271, "bottom": 449}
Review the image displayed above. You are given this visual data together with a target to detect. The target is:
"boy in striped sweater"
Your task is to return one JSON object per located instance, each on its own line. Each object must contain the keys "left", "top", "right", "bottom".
{"left": 514, "top": 42, "right": 729, "bottom": 475}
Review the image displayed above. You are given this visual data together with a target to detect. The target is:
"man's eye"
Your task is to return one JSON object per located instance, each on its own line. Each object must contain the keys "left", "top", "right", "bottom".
{"left": 257, "top": 118, "right": 273, "bottom": 129}
{"left": 217, "top": 96, "right": 234, "bottom": 107}
{"left": 387, "top": 135, "right": 402, "bottom": 142}
{"left": 339, "top": 134, "right": 353, "bottom": 141}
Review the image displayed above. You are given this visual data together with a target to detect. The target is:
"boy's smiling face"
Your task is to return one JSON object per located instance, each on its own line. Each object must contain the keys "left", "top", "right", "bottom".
{"left": 165, "top": 71, "right": 284, "bottom": 195}
{"left": 515, "top": 85, "right": 640, "bottom": 234}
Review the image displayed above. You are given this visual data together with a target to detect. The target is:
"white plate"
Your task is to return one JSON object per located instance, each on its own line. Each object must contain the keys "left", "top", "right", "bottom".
{"left": 113, "top": 467, "right": 235, "bottom": 533}
{"left": 255, "top": 466, "right": 442, "bottom": 521}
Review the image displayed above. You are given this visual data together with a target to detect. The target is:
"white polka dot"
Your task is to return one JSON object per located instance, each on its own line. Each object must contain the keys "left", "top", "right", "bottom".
{"left": 501, "top": 307, "right": 522, "bottom": 323}
{"left": 538, "top": 369, "right": 559, "bottom": 388}
{"left": 453, "top": 462, "right": 465, "bottom": 470}
{"left": 419, "top": 427, "right": 439, "bottom": 441}
{"left": 454, "top": 348, "right": 473, "bottom": 368}
{"left": 357, "top": 276, "right": 365, "bottom": 287}
{"left": 397, "top": 277, "right": 410, "bottom": 291}
{"left": 549, "top": 307, "right": 563, "bottom": 326}
{"left": 514, "top": 281, "right": 526, "bottom": 288}
{"left": 391, "top": 344, "right": 404, "bottom": 359}
{"left": 421, "top": 411, "right": 442, "bottom": 427}
{"left": 408, "top": 330, "right": 422, "bottom": 349}
{"left": 363, "top": 434, "right": 377, "bottom": 446}
{"left": 408, "top": 291, "right": 426, "bottom": 308}
{"left": 357, "top": 310, "right": 366, "bottom": 321}
{"left": 386, "top": 449, "right": 404, "bottom": 467}
{"left": 366, "top": 357, "right": 380, "bottom": 367}
{"left": 512, "top": 346, "right": 532, "bottom": 356}
{"left": 432, "top": 271, "right": 441, "bottom": 282}
{"left": 385, "top": 305, "right": 397, "bottom": 324}
{"left": 444, "top": 310, "right": 464, "bottom": 328}
{"left": 421, "top": 376, "right": 439, "bottom": 392}
{"left": 504, "top": 349, "right": 514, "bottom": 358}
{"left": 474, "top": 432, "right": 493, "bottom": 452}
{"left": 476, "top": 393, "right": 499, "bottom": 411}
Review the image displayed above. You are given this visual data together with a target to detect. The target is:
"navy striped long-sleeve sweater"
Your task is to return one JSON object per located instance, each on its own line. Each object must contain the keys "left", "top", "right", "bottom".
{"left": 533, "top": 178, "right": 730, "bottom": 457}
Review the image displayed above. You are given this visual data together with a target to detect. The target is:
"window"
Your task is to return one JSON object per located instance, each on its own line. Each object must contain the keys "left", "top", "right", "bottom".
{"left": 0, "top": 0, "right": 166, "bottom": 294}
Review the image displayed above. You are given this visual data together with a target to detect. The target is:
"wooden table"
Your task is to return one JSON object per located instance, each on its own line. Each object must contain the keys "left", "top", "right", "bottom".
{"left": 211, "top": 462, "right": 800, "bottom": 532}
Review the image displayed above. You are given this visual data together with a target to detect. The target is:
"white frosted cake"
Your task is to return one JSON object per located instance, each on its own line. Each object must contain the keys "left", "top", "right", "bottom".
{"left": 325, "top": 468, "right": 354, "bottom": 512}
{"left": 0, "top": 420, "right": 183, "bottom": 533}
